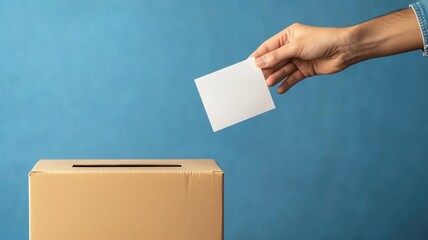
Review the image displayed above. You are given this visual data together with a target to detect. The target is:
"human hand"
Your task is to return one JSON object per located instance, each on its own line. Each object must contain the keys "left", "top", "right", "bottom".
{"left": 251, "top": 23, "right": 352, "bottom": 94}
{"left": 251, "top": 8, "right": 423, "bottom": 94}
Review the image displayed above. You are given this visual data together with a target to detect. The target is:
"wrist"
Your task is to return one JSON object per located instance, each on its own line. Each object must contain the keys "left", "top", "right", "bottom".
{"left": 341, "top": 8, "right": 424, "bottom": 66}
{"left": 342, "top": 23, "right": 381, "bottom": 67}
{"left": 339, "top": 25, "right": 366, "bottom": 68}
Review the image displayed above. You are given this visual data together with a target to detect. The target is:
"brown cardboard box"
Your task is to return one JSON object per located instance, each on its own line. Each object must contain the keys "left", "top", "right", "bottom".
{"left": 29, "top": 159, "right": 223, "bottom": 240}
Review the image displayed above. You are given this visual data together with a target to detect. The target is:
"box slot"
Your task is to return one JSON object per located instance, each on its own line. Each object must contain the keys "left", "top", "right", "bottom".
{"left": 72, "top": 164, "right": 182, "bottom": 168}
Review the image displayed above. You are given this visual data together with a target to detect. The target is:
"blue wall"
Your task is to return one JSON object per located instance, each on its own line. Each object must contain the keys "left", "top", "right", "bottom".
{"left": 1, "top": 0, "right": 428, "bottom": 239}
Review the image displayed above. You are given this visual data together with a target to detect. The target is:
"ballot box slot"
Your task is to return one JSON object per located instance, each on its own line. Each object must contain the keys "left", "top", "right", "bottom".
{"left": 72, "top": 164, "right": 182, "bottom": 168}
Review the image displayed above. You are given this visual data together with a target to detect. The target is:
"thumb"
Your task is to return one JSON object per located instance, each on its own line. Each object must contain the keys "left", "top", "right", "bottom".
{"left": 254, "top": 43, "right": 298, "bottom": 68}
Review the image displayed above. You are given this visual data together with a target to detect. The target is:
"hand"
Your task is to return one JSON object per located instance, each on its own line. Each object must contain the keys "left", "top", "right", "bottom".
{"left": 251, "top": 23, "right": 352, "bottom": 94}
{"left": 251, "top": 8, "right": 423, "bottom": 94}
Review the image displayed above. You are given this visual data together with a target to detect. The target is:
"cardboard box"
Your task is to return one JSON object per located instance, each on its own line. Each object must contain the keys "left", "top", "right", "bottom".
{"left": 29, "top": 159, "right": 223, "bottom": 240}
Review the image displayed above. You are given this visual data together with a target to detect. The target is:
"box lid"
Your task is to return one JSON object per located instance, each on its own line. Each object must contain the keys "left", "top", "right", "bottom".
{"left": 30, "top": 159, "right": 222, "bottom": 173}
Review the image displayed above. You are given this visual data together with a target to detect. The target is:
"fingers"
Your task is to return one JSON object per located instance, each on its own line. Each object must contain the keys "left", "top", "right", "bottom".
{"left": 254, "top": 43, "right": 298, "bottom": 69}
{"left": 250, "top": 31, "right": 286, "bottom": 58}
{"left": 266, "top": 62, "right": 297, "bottom": 87}
{"left": 277, "top": 70, "right": 306, "bottom": 94}
{"left": 261, "top": 59, "right": 290, "bottom": 79}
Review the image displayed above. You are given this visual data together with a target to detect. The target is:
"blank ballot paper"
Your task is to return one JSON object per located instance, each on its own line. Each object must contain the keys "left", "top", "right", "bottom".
{"left": 195, "top": 58, "right": 275, "bottom": 132}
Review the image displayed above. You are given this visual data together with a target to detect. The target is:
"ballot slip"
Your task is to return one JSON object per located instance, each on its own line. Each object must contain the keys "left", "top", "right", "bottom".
{"left": 195, "top": 58, "right": 275, "bottom": 132}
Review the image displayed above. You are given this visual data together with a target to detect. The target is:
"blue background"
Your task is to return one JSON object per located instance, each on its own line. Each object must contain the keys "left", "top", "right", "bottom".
{"left": 1, "top": 0, "right": 428, "bottom": 239}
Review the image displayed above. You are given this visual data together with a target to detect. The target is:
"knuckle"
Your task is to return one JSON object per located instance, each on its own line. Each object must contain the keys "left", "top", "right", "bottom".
{"left": 282, "top": 80, "right": 292, "bottom": 90}
{"left": 288, "top": 78, "right": 297, "bottom": 86}
{"left": 290, "top": 22, "right": 301, "bottom": 29}
{"left": 279, "top": 67, "right": 289, "bottom": 77}
{"left": 298, "top": 69, "right": 308, "bottom": 78}
{"left": 270, "top": 73, "right": 281, "bottom": 83}
{"left": 288, "top": 43, "right": 300, "bottom": 57}
{"left": 300, "top": 65, "right": 313, "bottom": 78}
{"left": 289, "top": 43, "right": 299, "bottom": 52}
{"left": 270, "top": 51, "right": 278, "bottom": 61}
{"left": 262, "top": 42, "right": 269, "bottom": 50}
{"left": 264, "top": 52, "right": 277, "bottom": 64}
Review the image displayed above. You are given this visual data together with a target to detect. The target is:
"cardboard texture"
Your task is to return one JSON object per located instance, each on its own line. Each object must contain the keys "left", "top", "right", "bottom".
{"left": 29, "top": 159, "right": 224, "bottom": 240}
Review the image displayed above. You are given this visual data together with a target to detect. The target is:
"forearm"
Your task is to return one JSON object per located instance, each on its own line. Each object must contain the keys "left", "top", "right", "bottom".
{"left": 344, "top": 8, "right": 424, "bottom": 65}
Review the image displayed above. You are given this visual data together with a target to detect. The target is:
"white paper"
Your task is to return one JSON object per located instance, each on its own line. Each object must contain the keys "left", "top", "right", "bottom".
{"left": 195, "top": 58, "right": 275, "bottom": 132}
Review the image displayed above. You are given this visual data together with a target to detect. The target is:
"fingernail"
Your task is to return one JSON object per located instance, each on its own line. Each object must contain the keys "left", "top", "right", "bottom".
{"left": 254, "top": 57, "right": 266, "bottom": 68}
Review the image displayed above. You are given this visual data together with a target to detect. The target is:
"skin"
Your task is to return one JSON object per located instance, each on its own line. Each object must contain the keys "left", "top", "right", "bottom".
{"left": 251, "top": 8, "right": 424, "bottom": 94}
